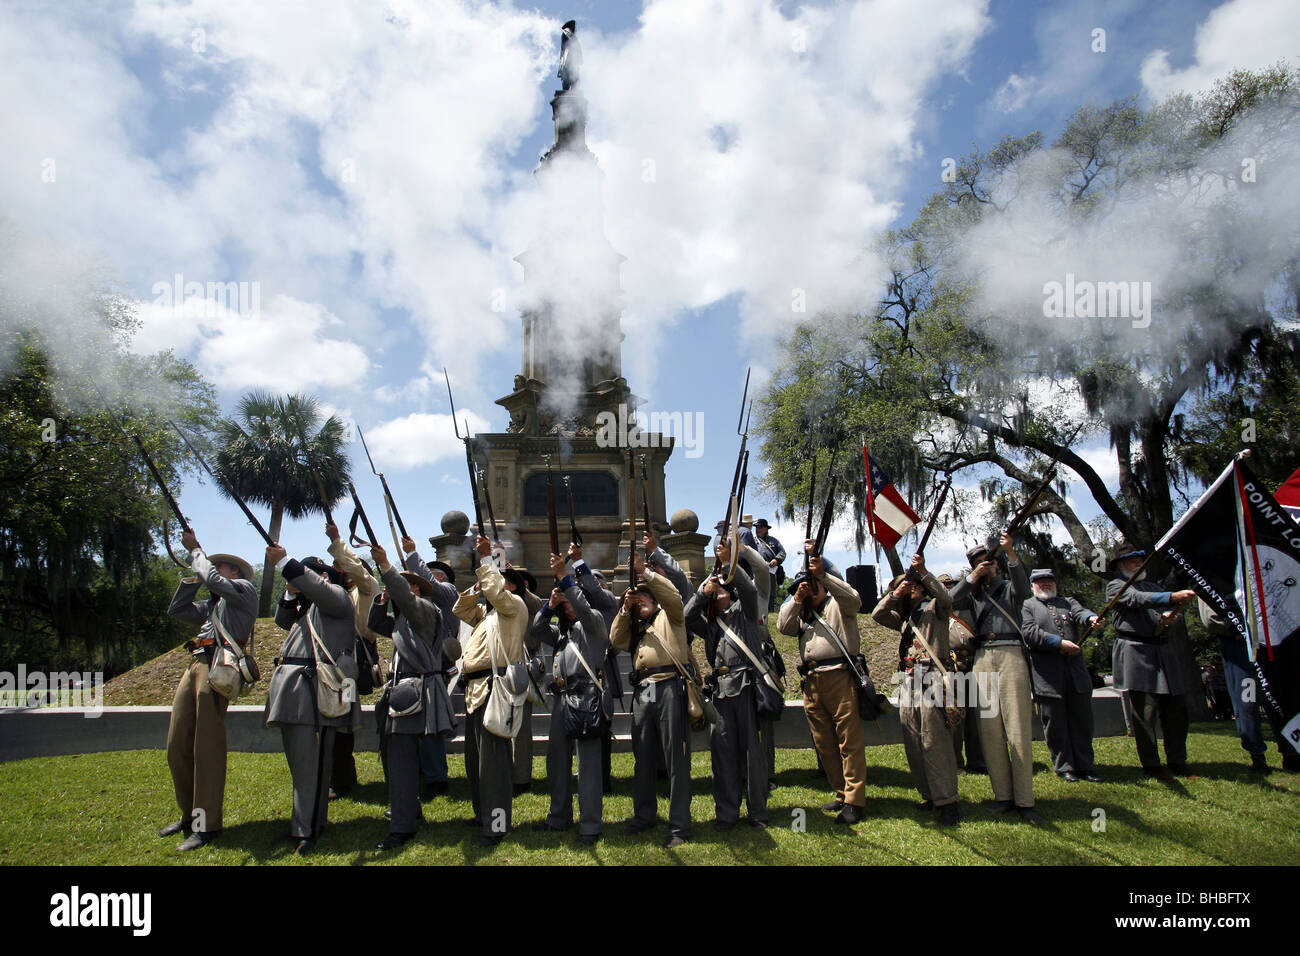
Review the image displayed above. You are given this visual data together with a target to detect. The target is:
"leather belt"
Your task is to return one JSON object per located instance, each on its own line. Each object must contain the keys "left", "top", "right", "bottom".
{"left": 797, "top": 656, "right": 849, "bottom": 677}
{"left": 632, "top": 665, "right": 678, "bottom": 685}
{"left": 277, "top": 656, "right": 314, "bottom": 667}
{"left": 714, "top": 664, "right": 750, "bottom": 677}
{"left": 185, "top": 637, "right": 216, "bottom": 653}
{"left": 461, "top": 666, "right": 507, "bottom": 682}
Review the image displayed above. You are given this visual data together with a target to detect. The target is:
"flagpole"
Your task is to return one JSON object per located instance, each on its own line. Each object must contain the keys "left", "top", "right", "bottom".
{"left": 863, "top": 442, "right": 880, "bottom": 570}
{"left": 1234, "top": 458, "right": 1277, "bottom": 662}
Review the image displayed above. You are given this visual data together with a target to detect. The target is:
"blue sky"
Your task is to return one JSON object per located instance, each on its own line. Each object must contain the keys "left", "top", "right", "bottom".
{"left": 2, "top": 0, "right": 1294, "bottom": 585}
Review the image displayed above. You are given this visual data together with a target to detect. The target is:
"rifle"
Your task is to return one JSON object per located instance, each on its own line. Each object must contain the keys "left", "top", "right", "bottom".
{"left": 168, "top": 421, "right": 276, "bottom": 546}
{"left": 811, "top": 450, "right": 838, "bottom": 559}
{"left": 563, "top": 475, "right": 582, "bottom": 546}
{"left": 1154, "top": 595, "right": 1196, "bottom": 637}
{"left": 545, "top": 453, "right": 560, "bottom": 557}
{"left": 293, "top": 422, "right": 335, "bottom": 526}
{"left": 358, "top": 425, "right": 409, "bottom": 540}
{"left": 906, "top": 474, "right": 953, "bottom": 582}
{"left": 638, "top": 454, "right": 653, "bottom": 542}
{"left": 345, "top": 481, "right": 380, "bottom": 550}
{"left": 984, "top": 419, "right": 1087, "bottom": 563}
{"left": 88, "top": 377, "right": 192, "bottom": 537}
{"left": 802, "top": 456, "right": 818, "bottom": 573}
{"left": 558, "top": 437, "right": 582, "bottom": 546}
{"left": 445, "top": 368, "right": 486, "bottom": 539}
{"left": 480, "top": 464, "right": 501, "bottom": 544}
{"left": 1078, "top": 548, "right": 1160, "bottom": 646}
{"left": 628, "top": 446, "right": 638, "bottom": 588}
{"left": 713, "top": 370, "right": 751, "bottom": 581}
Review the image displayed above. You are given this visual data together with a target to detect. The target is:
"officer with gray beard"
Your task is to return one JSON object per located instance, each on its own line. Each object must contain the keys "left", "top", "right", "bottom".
{"left": 1020, "top": 569, "right": 1103, "bottom": 782}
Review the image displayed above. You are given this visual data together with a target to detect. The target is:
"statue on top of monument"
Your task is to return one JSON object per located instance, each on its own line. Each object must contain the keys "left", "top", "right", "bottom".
{"left": 558, "top": 19, "right": 582, "bottom": 90}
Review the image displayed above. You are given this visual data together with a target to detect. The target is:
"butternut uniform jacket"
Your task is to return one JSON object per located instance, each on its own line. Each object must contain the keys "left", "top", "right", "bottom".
{"left": 326, "top": 538, "right": 382, "bottom": 642}
{"left": 265, "top": 561, "right": 362, "bottom": 728}
{"left": 453, "top": 559, "right": 529, "bottom": 713}
{"left": 1021, "top": 596, "right": 1096, "bottom": 698}
{"left": 684, "top": 562, "right": 766, "bottom": 698}
{"left": 870, "top": 571, "right": 952, "bottom": 662}
{"left": 381, "top": 564, "right": 457, "bottom": 736}
{"left": 610, "top": 570, "right": 689, "bottom": 682}
{"left": 777, "top": 572, "right": 862, "bottom": 664}
{"left": 167, "top": 549, "right": 258, "bottom": 647}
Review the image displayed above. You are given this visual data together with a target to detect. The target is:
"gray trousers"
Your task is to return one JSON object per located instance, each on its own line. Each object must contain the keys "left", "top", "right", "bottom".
{"left": 899, "top": 672, "right": 958, "bottom": 807}
{"left": 762, "top": 716, "right": 777, "bottom": 784}
{"left": 1127, "top": 690, "right": 1189, "bottom": 769}
{"left": 386, "top": 733, "right": 421, "bottom": 835}
{"left": 1040, "top": 688, "right": 1095, "bottom": 774}
{"left": 281, "top": 725, "right": 335, "bottom": 839}
{"left": 512, "top": 699, "right": 534, "bottom": 786}
{"left": 546, "top": 706, "right": 604, "bottom": 835}
{"left": 711, "top": 686, "right": 768, "bottom": 824}
{"left": 466, "top": 708, "right": 514, "bottom": 837}
{"left": 632, "top": 677, "right": 692, "bottom": 838}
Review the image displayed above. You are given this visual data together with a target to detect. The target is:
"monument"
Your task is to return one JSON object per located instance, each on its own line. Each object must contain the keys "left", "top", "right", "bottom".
{"left": 429, "top": 21, "right": 699, "bottom": 585}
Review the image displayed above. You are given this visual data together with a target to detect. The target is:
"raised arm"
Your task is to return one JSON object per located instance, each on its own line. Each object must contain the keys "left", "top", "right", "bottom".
{"left": 282, "top": 560, "right": 355, "bottom": 619}
{"left": 871, "top": 589, "right": 904, "bottom": 632}
{"left": 380, "top": 564, "right": 442, "bottom": 640}
{"left": 167, "top": 578, "right": 208, "bottom": 627}
{"left": 776, "top": 597, "right": 803, "bottom": 636}
{"left": 739, "top": 545, "right": 771, "bottom": 611}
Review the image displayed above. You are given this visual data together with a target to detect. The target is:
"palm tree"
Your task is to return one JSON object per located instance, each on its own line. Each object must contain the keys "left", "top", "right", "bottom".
{"left": 215, "top": 391, "right": 350, "bottom": 616}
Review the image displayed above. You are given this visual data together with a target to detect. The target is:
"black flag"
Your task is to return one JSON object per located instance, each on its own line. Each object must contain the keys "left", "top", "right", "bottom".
{"left": 1157, "top": 458, "right": 1300, "bottom": 753}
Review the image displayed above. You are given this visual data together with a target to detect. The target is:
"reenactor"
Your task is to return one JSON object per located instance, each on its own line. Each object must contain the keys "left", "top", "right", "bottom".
{"left": 1020, "top": 568, "right": 1103, "bottom": 782}
{"left": 369, "top": 542, "right": 456, "bottom": 849}
{"left": 161, "top": 533, "right": 257, "bottom": 851}
{"left": 1106, "top": 543, "right": 1198, "bottom": 778}
{"left": 611, "top": 551, "right": 694, "bottom": 848}
{"left": 685, "top": 539, "right": 770, "bottom": 830}
{"left": 872, "top": 553, "right": 959, "bottom": 825}
{"left": 452, "top": 535, "right": 530, "bottom": 847}
{"left": 530, "top": 553, "right": 611, "bottom": 845}
{"left": 264, "top": 545, "right": 362, "bottom": 854}
{"left": 778, "top": 543, "right": 867, "bottom": 825}
{"left": 949, "top": 534, "right": 1038, "bottom": 822}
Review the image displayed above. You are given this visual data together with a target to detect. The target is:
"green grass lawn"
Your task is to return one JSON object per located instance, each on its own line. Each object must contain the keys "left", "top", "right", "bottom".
{"left": 1, "top": 722, "right": 1295, "bottom": 865}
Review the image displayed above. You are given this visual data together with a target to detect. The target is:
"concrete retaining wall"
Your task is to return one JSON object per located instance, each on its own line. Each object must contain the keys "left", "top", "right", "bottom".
{"left": 0, "top": 690, "right": 1129, "bottom": 763}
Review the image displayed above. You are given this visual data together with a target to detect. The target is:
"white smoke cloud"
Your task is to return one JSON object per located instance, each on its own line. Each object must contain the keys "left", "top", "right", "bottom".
{"left": 365, "top": 409, "right": 494, "bottom": 471}
{"left": 1140, "top": 0, "right": 1300, "bottom": 100}
{"left": 0, "top": 0, "right": 992, "bottom": 416}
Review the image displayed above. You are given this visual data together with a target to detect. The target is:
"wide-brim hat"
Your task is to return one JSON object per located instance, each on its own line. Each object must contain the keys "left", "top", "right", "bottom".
{"left": 426, "top": 560, "right": 456, "bottom": 585}
{"left": 754, "top": 518, "right": 771, "bottom": 528}
{"left": 1109, "top": 542, "right": 1147, "bottom": 571}
{"left": 1030, "top": 568, "right": 1056, "bottom": 582}
{"left": 208, "top": 553, "right": 254, "bottom": 581}
{"left": 518, "top": 569, "right": 539, "bottom": 594}
{"left": 936, "top": 573, "right": 957, "bottom": 587}
{"left": 502, "top": 568, "right": 530, "bottom": 594}
{"left": 399, "top": 571, "right": 435, "bottom": 596}
{"left": 301, "top": 556, "right": 346, "bottom": 586}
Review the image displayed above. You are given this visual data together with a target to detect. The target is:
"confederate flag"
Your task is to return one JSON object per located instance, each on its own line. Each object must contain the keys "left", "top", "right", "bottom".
{"left": 862, "top": 448, "right": 921, "bottom": 549}
{"left": 1276, "top": 464, "right": 1300, "bottom": 524}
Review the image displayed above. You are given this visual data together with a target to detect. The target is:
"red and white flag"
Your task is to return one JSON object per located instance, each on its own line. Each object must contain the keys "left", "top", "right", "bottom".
{"left": 1276, "top": 464, "right": 1300, "bottom": 525}
{"left": 863, "top": 447, "right": 921, "bottom": 549}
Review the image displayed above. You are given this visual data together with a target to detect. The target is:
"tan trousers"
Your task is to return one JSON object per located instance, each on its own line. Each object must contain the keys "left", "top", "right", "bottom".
{"left": 974, "top": 645, "right": 1034, "bottom": 807}
{"left": 899, "top": 670, "right": 958, "bottom": 807}
{"left": 803, "top": 668, "right": 867, "bottom": 807}
{"left": 165, "top": 655, "right": 230, "bottom": 832}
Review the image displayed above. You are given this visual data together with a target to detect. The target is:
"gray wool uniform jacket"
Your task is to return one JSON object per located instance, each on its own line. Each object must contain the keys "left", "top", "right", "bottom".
{"left": 684, "top": 563, "right": 767, "bottom": 699}
{"left": 1105, "top": 576, "right": 1191, "bottom": 695}
{"left": 167, "top": 549, "right": 258, "bottom": 648}
{"left": 265, "top": 560, "right": 362, "bottom": 729}
{"left": 381, "top": 564, "right": 457, "bottom": 737}
{"left": 1020, "top": 595, "right": 1097, "bottom": 698}
{"left": 531, "top": 579, "right": 611, "bottom": 706}
{"left": 948, "top": 562, "right": 1031, "bottom": 639}
{"left": 402, "top": 551, "right": 462, "bottom": 660}
{"left": 572, "top": 559, "right": 618, "bottom": 632}
{"left": 648, "top": 546, "right": 693, "bottom": 606}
